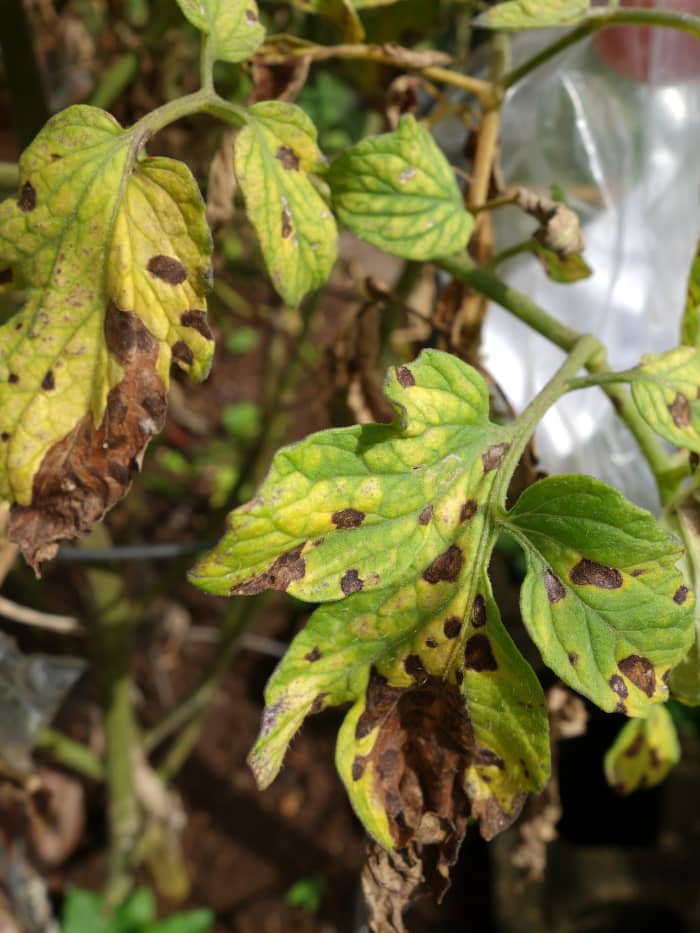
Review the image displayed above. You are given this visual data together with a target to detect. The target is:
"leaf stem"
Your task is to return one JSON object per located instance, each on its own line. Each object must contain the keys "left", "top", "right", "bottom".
{"left": 200, "top": 35, "right": 216, "bottom": 93}
{"left": 34, "top": 728, "right": 105, "bottom": 781}
{"left": 503, "top": 8, "right": 700, "bottom": 90}
{"left": 438, "top": 252, "right": 674, "bottom": 498}
{"left": 493, "top": 335, "right": 601, "bottom": 511}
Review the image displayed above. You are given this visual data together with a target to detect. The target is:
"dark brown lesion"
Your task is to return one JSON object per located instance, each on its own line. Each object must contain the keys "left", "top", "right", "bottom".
{"left": 9, "top": 301, "right": 168, "bottom": 572}
{"left": 304, "top": 646, "right": 322, "bottom": 663}
{"left": 464, "top": 634, "right": 498, "bottom": 672}
{"left": 18, "top": 181, "right": 36, "bottom": 213}
{"left": 422, "top": 545, "right": 463, "bottom": 584}
{"left": 569, "top": 558, "right": 622, "bottom": 589}
{"left": 341, "top": 569, "right": 364, "bottom": 595}
{"left": 275, "top": 145, "right": 300, "bottom": 171}
{"left": 230, "top": 544, "right": 306, "bottom": 595}
{"left": 281, "top": 204, "right": 293, "bottom": 239}
{"left": 471, "top": 595, "right": 487, "bottom": 628}
{"left": 395, "top": 366, "right": 415, "bottom": 388}
{"left": 418, "top": 505, "right": 433, "bottom": 525}
{"left": 180, "top": 309, "right": 213, "bottom": 340}
{"left": 544, "top": 569, "right": 565, "bottom": 603}
{"left": 617, "top": 654, "right": 656, "bottom": 698}
{"left": 481, "top": 442, "right": 510, "bottom": 473}
{"left": 332, "top": 508, "right": 365, "bottom": 529}
{"left": 460, "top": 500, "right": 477, "bottom": 522}
{"left": 668, "top": 392, "right": 691, "bottom": 429}
{"left": 147, "top": 255, "right": 187, "bottom": 285}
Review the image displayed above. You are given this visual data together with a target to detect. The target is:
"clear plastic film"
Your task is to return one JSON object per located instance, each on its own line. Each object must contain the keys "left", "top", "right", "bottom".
{"left": 479, "top": 8, "right": 700, "bottom": 512}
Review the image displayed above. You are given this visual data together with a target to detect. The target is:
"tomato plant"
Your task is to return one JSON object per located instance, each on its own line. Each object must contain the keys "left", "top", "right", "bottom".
{"left": 1, "top": 2, "right": 700, "bottom": 931}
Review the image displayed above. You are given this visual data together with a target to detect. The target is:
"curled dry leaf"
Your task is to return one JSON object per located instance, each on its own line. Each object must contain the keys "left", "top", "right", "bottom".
{"left": 251, "top": 52, "right": 311, "bottom": 103}
{"left": 386, "top": 76, "right": 420, "bottom": 131}
{"left": 514, "top": 186, "right": 584, "bottom": 257}
{"left": 0, "top": 106, "right": 213, "bottom": 570}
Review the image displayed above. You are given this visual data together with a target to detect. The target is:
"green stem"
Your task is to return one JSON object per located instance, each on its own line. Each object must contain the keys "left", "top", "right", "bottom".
{"left": 493, "top": 335, "right": 601, "bottom": 511}
{"left": 153, "top": 599, "right": 262, "bottom": 783}
{"left": 34, "top": 728, "right": 105, "bottom": 781}
{"left": 200, "top": 35, "right": 216, "bottom": 93}
{"left": 486, "top": 239, "right": 536, "bottom": 269}
{"left": 127, "top": 90, "right": 247, "bottom": 144}
{"left": 503, "top": 8, "right": 700, "bottom": 90}
{"left": 438, "top": 253, "right": 673, "bottom": 497}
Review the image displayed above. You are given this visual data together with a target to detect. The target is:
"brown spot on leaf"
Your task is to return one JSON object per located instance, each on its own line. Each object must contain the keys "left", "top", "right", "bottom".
{"left": 668, "top": 392, "right": 691, "bottom": 429}
{"left": 471, "top": 595, "right": 487, "bottom": 628}
{"left": 180, "top": 309, "right": 213, "bottom": 340}
{"left": 0, "top": 433, "right": 8, "bottom": 442}
{"left": 351, "top": 756, "right": 366, "bottom": 781}
{"left": 18, "top": 181, "right": 36, "bottom": 212}
{"left": 443, "top": 616, "right": 461, "bottom": 639}
{"left": 464, "top": 634, "right": 497, "bottom": 672}
{"left": 147, "top": 255, "right": 187, "bottom": 285}
{"left": 544, "top": 569, "right": 565, "bottom": 603}
{"left": 422, "top": 545, "right": 463, "bottom": 584}
{"left": 171, "top": 340, "right": 194, "bottom": 366}
{"left": 275, "top": 145, "right": 300, "bottom": 171}
{"left": 8, "top": 373, "right": 18, "bottom": 384}
{"left": 395, "top": 366, "right": 415, "bottom": 387}
{"left": 481, "top": 443, "right": 510, "bottom": 473}
{"left": 673, "top": 585, "right": 689, "bottom": 604}
{"left": 568, "top": 652, "right": 578, "bottom": 666}
{"left": 230, "top": 544, "right": 306, "bottom": 595}
{"left": 41, "top": 371, "right": 54, "bottom": 391}
{"left": 404, "top": 654, "right": 428, "bottom": 684}
{"left": 310, "top": 692, "right": 329, "bottom": 714}
{"left": 246, "top": 7, "right": 258, "bottom": 22}
{"left": 650, "top": 748, "right": 661, "bottom": 769}
{"left": 104, "top": 301, "right": 157, "bottom": 363}
{"left": 570, "top": 558, "right": 622, "bottom": 589}
{"left": 0, "top": 268, "right": 12, "bottom": 284}
{"left": 341, "top": 569, "right": 363, "bottom": 595}
{"left": 624, "top": 734, "right": 644, "bottom": 757}
{"left": 355, "top": 671, "right": 403, "bottom": 740}
{"left": 425, "top": 638, "right": 438, "bottom": 649}
{"left": 281, "top": 203, "right": 293, "bottom": 239}
{"left": 418, "top": 505, "right": 434, "bottom": 525}
{"left": 618, "top": 655, "right": 656, "bottom": 698}
{"left": 304, "top": 646, "right": 321, "bottom": 662}
{"left": 630, "top": 568, "right": 645, "bottom": 577}
{"left": 8, "top": 304, "right": 167, "bottom": 572}
{"left": 460, "top": 500, "right": 477, "bottom": 522}
{"left": 475, "top": 748, "right": 505, "bottom": 769}
{"left": 332, "top": 508, "right": 365, "bottom": 529}
{"left": 614, "top": 701, "right": 627, "bottom": 714}
{"left": 609, "top": 674, "right": 628, "bottom": 700}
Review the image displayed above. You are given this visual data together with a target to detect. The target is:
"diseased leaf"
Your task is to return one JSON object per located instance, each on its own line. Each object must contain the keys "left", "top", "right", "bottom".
{"left": 630, "top": 347, "right": 700, "bottom": 453}
{"left": 681, "top": 239, "right": 700, "bottom": 347}
{"left": 474, "top": 0, "right": 590, "bottom": 30}
{"left": 505, "top": 475, "right": 694, "bottom": 717}
{"left": 0, "top": 106, "right": 214, "bottom": 568}
{"left": 176, "top": 0, "right": 265, "bottom": 63}
{"left": 533, "top": 242, "right": 592, "bottom": 284}
{"left": 667, "top": 492, "right": 700, "bottom": 705}
{"left": 192, "top": 350, "right": 549, "bottom": 850}
{"left": 328, "top": 116, "right": 474, "bottom": 261}
{"left": 235, "top": 101, "right": 337, "bottom": 307}
{"left": 604, "top": 705, "right": 680, "bottom": 795}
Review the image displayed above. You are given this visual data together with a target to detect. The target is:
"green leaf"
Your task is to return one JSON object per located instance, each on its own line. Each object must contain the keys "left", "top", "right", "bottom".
{"left": 681, "top": 239, "right": 700, "bottom": 347}
{"left": 604, "top": 705, "right": 680, "bottom": 794}
{"left": 175, "top": 0, "right": 265, "bottom": 63}
{"left": 629, "top": 347, "right": 700, "bottom": 454}
{"left": 145, "top": 910, "right": 214, "bottom": 933}
{"left": 235, "top": 101, "right": 337, "bottom": 307}
{"left": 192, "top": 350, "right": 549, "bottom": 848}
{"left": 0, "top": 106, "right": 213, "bottom": 568}
{"left": 474, "top": 0, "right": 590, "bottom": 30}
{"left": 533, "top": 242, "right": 592, "bottom": 284}
{"left": 505, "top": 475, "right": 694, "bottom": 717}
{"left": 285, "top": 875, "right": 326, "bottom": 913}
{"left": 62, "top": 889, "right": 115, "bottom": 933}
{"left": 328, "top": 115, "right": 474, "bottom": 261}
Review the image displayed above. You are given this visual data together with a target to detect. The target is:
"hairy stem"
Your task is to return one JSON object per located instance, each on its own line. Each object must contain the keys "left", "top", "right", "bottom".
{"left": 503, "top": 7, "right": 700, "bottom": 90}
{"left": 35, "top": 728, "right": 105, "bottom": 781}
{"left": 438, "top": 253, "right": 674, "bottom": 496}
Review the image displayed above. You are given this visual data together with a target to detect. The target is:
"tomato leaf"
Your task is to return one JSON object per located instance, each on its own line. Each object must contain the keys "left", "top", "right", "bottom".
{"left": 235, "top": 101, "right": 337, "bottom": 307}
{"left": 629, "top": 347, "right": 700, "bottom": 453}
{"left": 681, "top": 239, "right": 700, "bottom": 348}
{"left": 192, "top": 350, "right": 549, "bottom": 850}
{"left": 0, "top": 106, "right": 214, "bottom": 569}
{"left": 533, "top": 242, "right": 592, "bottom": 284}
{"left": 328, "top": 116, "right": 473, "bottom": 261}
{"left": 175, "top": 0, "right": 265, "bottom": 63}
{"left": 604, "top": 705, "right": 680, "bottom": 794}
{"left": 474, "top": 0, "right": 590, "bottom": 30}
{"left": 505, "top": 475, "right": 694, "bottom": 717}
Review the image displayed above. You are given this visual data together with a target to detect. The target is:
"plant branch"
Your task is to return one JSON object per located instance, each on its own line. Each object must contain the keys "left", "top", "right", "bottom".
{"left": 34, "top": 728, "right": 104, "bottom": 781}
{"left": 438, "top": 253, "right": 674, "bottom": 496}
{"left": 503, "top": 8, "right": 700, "bottom": 90}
